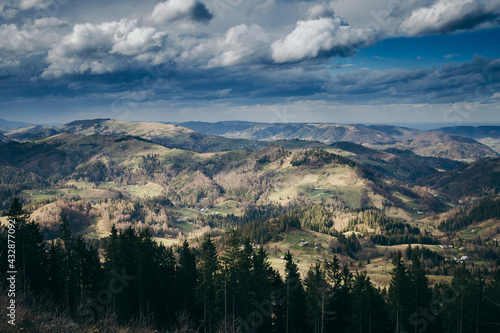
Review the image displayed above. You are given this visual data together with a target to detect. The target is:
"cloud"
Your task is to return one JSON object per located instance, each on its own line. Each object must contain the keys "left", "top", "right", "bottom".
{"left": 41, "top": 19, "right": 165, "bottom": 78}
{"left": 148, "top": 0, "right": 213, "bottom": 25}
{"left": 271, "top": 11, "right": 383, "bottom": 63}
{"left": 305, "top": 3, "right": 336, "bottom": 20}
{"left": 390, "top": 0, "right": 436, "bottom": 18}
{"left": 327, "top": 55, "right": 500, "bottom": 104}
{"left": 444, "top": 53, "right": 460, "bottom": 58}
{"left": 397, "top": 0, "right": 500, "bottom": 36}
{"left": 0, "top": 17, "right": 67, "bottom": 59}
{"left": 0, "top": 0, "right": 57, "bottom": 19}
{"left": 205, "top": 24, "right": 272, "bottom": 67}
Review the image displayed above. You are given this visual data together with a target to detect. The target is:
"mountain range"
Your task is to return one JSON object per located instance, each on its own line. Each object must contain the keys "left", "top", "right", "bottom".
{"left": 2, "top": 119, "right": 499, "bottom": 162}
{"left": 177, "top": 121, "right": 500, "bottom": 159}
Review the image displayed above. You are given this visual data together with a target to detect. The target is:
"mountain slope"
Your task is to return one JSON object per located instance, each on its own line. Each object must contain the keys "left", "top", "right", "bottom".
{"left": 384, "top": 131, "right": 499, "bottom": 162}
{"left": 433, "top": 125, "right": 500, "bottom": 154}
{"left": 362, "top": 125, "right": 423, "bottom": 141}
{"left": 0, "top": 134, "right": 446, "bottom": 220}
{"left": 418, "top": 157, "right": 500, "bottom": 201}
{"left": 178, "top": 121, "right": 399, "bottom": 144}
{"left": 4, "top": 119, "right": 270, "bottom": 153}
{"left": 433, "top": 126, "right": 500, "bottom": 139}
{"left": 330, "top": 142, "right": 462, "bottom": 182}
{"left": 179, "top": 121, "right": 496, "bottom": 161}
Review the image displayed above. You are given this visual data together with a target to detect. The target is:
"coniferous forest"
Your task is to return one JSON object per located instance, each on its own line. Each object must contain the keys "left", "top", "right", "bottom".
{"left": 2, "top": 198, "right": 500, "bottom": 333}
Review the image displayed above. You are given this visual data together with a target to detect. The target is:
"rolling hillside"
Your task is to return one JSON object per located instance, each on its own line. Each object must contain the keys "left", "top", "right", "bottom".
{"left": 5, "top": 119, "right": 498, "bottom": 161}
{"left": 418, "top": 157, "right": 500, "bottom": 202}
{"left": 0, "top": 132, "right": 452, "bottom": 238}
{"left": 179, "top": 121, "right": 498, "bottom": 161}
{"left": 433, "top": 125, "right": 500, "bottom": 154}
{"left": 389, "top": 131, "right": 499, "bottom": 161}
{"left": 179, "top": 121, "right": 400, "bottom": 144}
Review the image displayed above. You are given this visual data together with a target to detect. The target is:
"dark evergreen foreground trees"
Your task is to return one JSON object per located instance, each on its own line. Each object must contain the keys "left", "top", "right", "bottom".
{"left": 2, "top": 198, "right": 500, "bottom": 332}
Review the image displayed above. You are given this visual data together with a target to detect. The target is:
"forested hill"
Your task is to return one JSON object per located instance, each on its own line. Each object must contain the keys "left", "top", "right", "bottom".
{"left": 1, "top": 199, "right": 499, "bottom": 332}
{"left": 419, "top": 157, "right": 500, "bottom": 201}
{"left": 439, "top": 197, "right": 500, "bottom": 231}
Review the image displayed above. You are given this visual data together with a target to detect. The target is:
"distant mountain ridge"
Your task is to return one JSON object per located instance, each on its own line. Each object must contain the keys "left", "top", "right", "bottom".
{"left": 3, "top": 119, "right": 498, "bottom": 161}
{"left": 178, "top": 121, "right": 403, "bottom": 144}
{"left": 432, "top": 126, "right": 500, "bottom": 139}
{"left": 178, "top": 121, "right": 498, "bottom": 161}
{"left": 0, "top": 118, "right": 30, "bottom": 129}
{"left": 433, "top": 126, "right": 500, "bottom": 154}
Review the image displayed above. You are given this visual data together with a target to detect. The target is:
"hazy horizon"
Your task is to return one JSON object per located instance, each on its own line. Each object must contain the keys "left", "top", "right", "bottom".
{"left": 2, "top": 117, "right": 500, "bottom": 132}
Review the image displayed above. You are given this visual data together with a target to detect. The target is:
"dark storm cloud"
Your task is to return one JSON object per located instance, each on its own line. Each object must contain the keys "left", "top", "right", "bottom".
{"left": 2, "top": 51, "right": 498, "bottom": 110}
{"left": 191, "top": 1, "right": 213, "bottom": 23}
{"left": 327, "top": 56, "right": 500, "bottom": 104}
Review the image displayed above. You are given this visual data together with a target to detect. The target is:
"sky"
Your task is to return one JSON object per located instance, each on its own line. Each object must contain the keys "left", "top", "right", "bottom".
{"left": 0, "top": 0, "right": 499, "bottom": 126}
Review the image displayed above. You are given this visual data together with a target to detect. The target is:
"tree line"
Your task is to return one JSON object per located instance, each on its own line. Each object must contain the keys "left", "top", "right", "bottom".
{"left": 2, "top": 198, "right": 500, "bottom": 332}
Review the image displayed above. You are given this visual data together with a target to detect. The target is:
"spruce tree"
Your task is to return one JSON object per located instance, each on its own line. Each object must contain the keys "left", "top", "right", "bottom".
{"left": 304, "top": 263, "right": 327, "bottom": 333}
{"left": 250, "top": 246, "right": 276, "bottom": 332}
{"left": 284, "top": 251, "right": 307, "bottom": 333}
{"left": 388, "top": 251, "right": 411, "bottom": 333}
{"left": 157, "top": 243, "right": 176, "bottom": 326}
{"left": 176, "top": 239, "right": 198, "bottom": 315}
{"left": 408, "top": 254, "right": 432, "bottom": 333}
{"left": 197, "top": 235, "right": 220, "bottom": 333}
{"left": 47, "top": 240, "right": 65, "bottom": 302}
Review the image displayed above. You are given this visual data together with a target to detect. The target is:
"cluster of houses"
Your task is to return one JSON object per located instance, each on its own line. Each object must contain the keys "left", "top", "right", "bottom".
{"left": 445, "top": 256, "right": 469, "bottom": 263}
{"left": 297, "top": 239, "right": 320, "bottom": 250}
{"left": 437, "top": 244, "right": 471, "bottom": 263}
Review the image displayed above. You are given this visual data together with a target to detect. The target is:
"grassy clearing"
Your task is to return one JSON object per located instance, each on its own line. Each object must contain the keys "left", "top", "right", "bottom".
{"left": 65, "top": 180, "right": 93, "bottom": 190}
{"left": 266, "top": 228, "right": 335, "bottom": 278}
{"left": 127, "top": 182, "right": 164, "bottom": 198}
{"left": 173, "top": 220, "right": 193, "bottom": 233}
{"left": 264, "top": 234, "right": 453, "bottom": 287}
{"left": 172, "top": 207, "right": 202, "bottom": 220}
{"left": 82, "top": 221, "right": 108, "bottom": 240}
{"left": 213, "top": 200, "right": 243, "bottom": 216}
{"left": 458, "top": 219, "right": 500, "bottom": 240}
{"left": 267, "top": 165, "right": 367, "bottom": 209}
{"left": 153, "top": 237, "right": 181, "bottom": 248}
{"left": 24, "top": 189, "right": 63, "bottom": 202}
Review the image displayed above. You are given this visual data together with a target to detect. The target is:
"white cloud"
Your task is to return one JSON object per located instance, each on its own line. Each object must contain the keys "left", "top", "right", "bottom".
{"left": 111, "top": 27, "right": 164, "bottom": 56}
{"left": 271, "top": 14, "right": 382, "bottom": 63}
{"left": 0, "top": 17, "right": 67, "bottom": 60}
{"left": 255, "top": 0, "right": 275, "bottom": 13}
{"left": 206, "top": 24, "right": 271, "bottom": 67}
{"left": 19, "top": 0, "right": 52, "bottom": 10}
{"left": 41, "top": 19, "right": 165, "bottom": 78}
{"left": 0, "top": 0, "right": 57, "bottom": 19}
{"left": 397, "top": 0, "right": 500, "bottom": 36}
{"left": 305, "top": 3, "right": 336, "bottom": 20}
